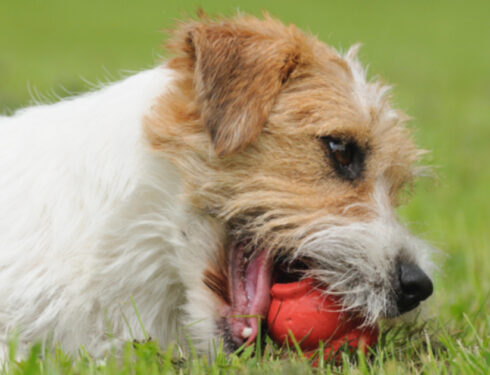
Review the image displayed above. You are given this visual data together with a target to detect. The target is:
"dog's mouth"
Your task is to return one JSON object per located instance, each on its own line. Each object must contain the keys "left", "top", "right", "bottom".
{"left": 223, "top": 242, "right": 308, "bottom": 349}
{"left": 224, "top": 244, "right": 272, "bottom": 348}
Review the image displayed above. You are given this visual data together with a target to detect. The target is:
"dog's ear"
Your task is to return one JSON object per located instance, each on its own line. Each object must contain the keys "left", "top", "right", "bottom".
{"left": 181, "top": 21, "right": 300, "bottom": 156}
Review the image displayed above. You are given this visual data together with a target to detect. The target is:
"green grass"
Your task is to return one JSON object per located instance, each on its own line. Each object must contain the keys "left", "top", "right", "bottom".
{"left": 1, "top": 0, "right": 489, "bottom": 373}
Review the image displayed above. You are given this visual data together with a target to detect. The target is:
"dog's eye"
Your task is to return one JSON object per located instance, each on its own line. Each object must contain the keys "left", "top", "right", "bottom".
{"left": 320, "top": 136, "right": 365, "bottom": 180}
{"left": 328, "top": 139, "right": 353, "bottom": 167}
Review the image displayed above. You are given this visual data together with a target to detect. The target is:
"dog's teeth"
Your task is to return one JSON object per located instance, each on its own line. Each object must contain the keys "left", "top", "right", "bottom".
{"left": 241, "top": 327, "right": 252, "bottom": 338}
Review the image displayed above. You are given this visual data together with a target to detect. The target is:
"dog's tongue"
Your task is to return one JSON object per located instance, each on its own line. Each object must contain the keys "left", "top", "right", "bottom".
{"left": 228, "top": 245, "right": 273, "bottom": 347}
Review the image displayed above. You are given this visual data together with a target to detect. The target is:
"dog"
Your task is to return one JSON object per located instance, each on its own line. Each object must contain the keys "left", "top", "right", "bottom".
{"left": 0, "top": 14, "right": 435, "bottom": 359}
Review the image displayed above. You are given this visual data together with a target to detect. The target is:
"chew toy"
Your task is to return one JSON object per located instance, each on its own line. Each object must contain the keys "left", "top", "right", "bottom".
{"left": 267, "top": 278, "right": 378, "bottom": 361}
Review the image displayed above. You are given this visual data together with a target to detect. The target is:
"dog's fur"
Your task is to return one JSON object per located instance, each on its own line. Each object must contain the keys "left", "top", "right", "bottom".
{"left": 0, "top": 14, "right": 434, "bottom": 359}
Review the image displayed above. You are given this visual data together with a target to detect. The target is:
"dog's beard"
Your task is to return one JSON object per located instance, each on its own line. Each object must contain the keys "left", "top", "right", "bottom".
{"left": 293, "top": 214, "right": 435, "bottom": 326}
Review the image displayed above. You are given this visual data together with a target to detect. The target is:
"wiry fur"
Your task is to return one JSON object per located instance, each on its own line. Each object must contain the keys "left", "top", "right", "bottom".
{"left": 0, "top": 14, "right": 434, "bottom": 360}
{"left": 294, "top": 180, "right": 435, "bottom": 325}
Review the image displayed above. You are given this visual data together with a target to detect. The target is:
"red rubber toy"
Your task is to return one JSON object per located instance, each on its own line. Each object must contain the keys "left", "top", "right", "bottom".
{"left": 267, "top": 278, "right": 378, "bottom": 361}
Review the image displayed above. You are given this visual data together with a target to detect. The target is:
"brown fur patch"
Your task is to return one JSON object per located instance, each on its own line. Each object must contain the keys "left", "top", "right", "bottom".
{"left": 145, "top": 13, "right": 422, "bottom": 261}
{"left": 166, "top": 15, "right": 309, "bottom": 156}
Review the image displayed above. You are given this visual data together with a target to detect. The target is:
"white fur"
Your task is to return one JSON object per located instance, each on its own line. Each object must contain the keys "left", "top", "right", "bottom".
{"left": 0, "top": 66, "right": 220, "bottom": 359}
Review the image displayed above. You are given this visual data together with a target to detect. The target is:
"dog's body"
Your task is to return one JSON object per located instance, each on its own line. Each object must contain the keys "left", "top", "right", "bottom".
{"left": 0, "top": 15, "right": 434, "bottom": 359}
{"left": 0, "top": 68, "right": 194, "bottom": 358}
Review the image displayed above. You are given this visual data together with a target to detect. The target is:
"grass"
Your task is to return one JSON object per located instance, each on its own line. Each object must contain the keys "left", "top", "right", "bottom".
{"left": 1, "top": 0, "right": 489, "bottom": 373}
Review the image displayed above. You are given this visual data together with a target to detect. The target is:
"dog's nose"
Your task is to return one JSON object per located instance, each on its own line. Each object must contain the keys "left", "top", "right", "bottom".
{"left": 397, "top": 263, "right": 433, "bottom": 313}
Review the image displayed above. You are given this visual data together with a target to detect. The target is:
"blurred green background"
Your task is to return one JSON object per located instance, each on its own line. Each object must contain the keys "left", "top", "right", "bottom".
{"left": 1, "top": 0, "right": 488, "bottom": 347}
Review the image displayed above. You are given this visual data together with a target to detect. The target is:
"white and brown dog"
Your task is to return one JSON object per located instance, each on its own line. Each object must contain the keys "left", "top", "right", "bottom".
{"left": 0, "top": 14, "right": 434, "bottom": 359}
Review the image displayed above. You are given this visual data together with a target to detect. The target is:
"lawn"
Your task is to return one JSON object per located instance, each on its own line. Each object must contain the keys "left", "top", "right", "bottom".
{"left": 1, "top": 0, "right": 489, "bottom": 373}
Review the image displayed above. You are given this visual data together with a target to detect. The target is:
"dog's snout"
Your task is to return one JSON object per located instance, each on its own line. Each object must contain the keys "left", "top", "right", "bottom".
{"left": 397, "top": 263, "right": 433, "bottom": 313}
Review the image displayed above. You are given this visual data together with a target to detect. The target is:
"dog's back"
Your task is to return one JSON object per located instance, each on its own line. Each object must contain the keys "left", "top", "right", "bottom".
{"left": 0, "top": 67, "right": 178, "bottom": 358}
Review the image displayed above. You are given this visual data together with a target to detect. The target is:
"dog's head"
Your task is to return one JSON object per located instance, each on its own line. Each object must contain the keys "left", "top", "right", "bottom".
{"left": 145, "top": 14, "right": 435, "bottom": 351}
